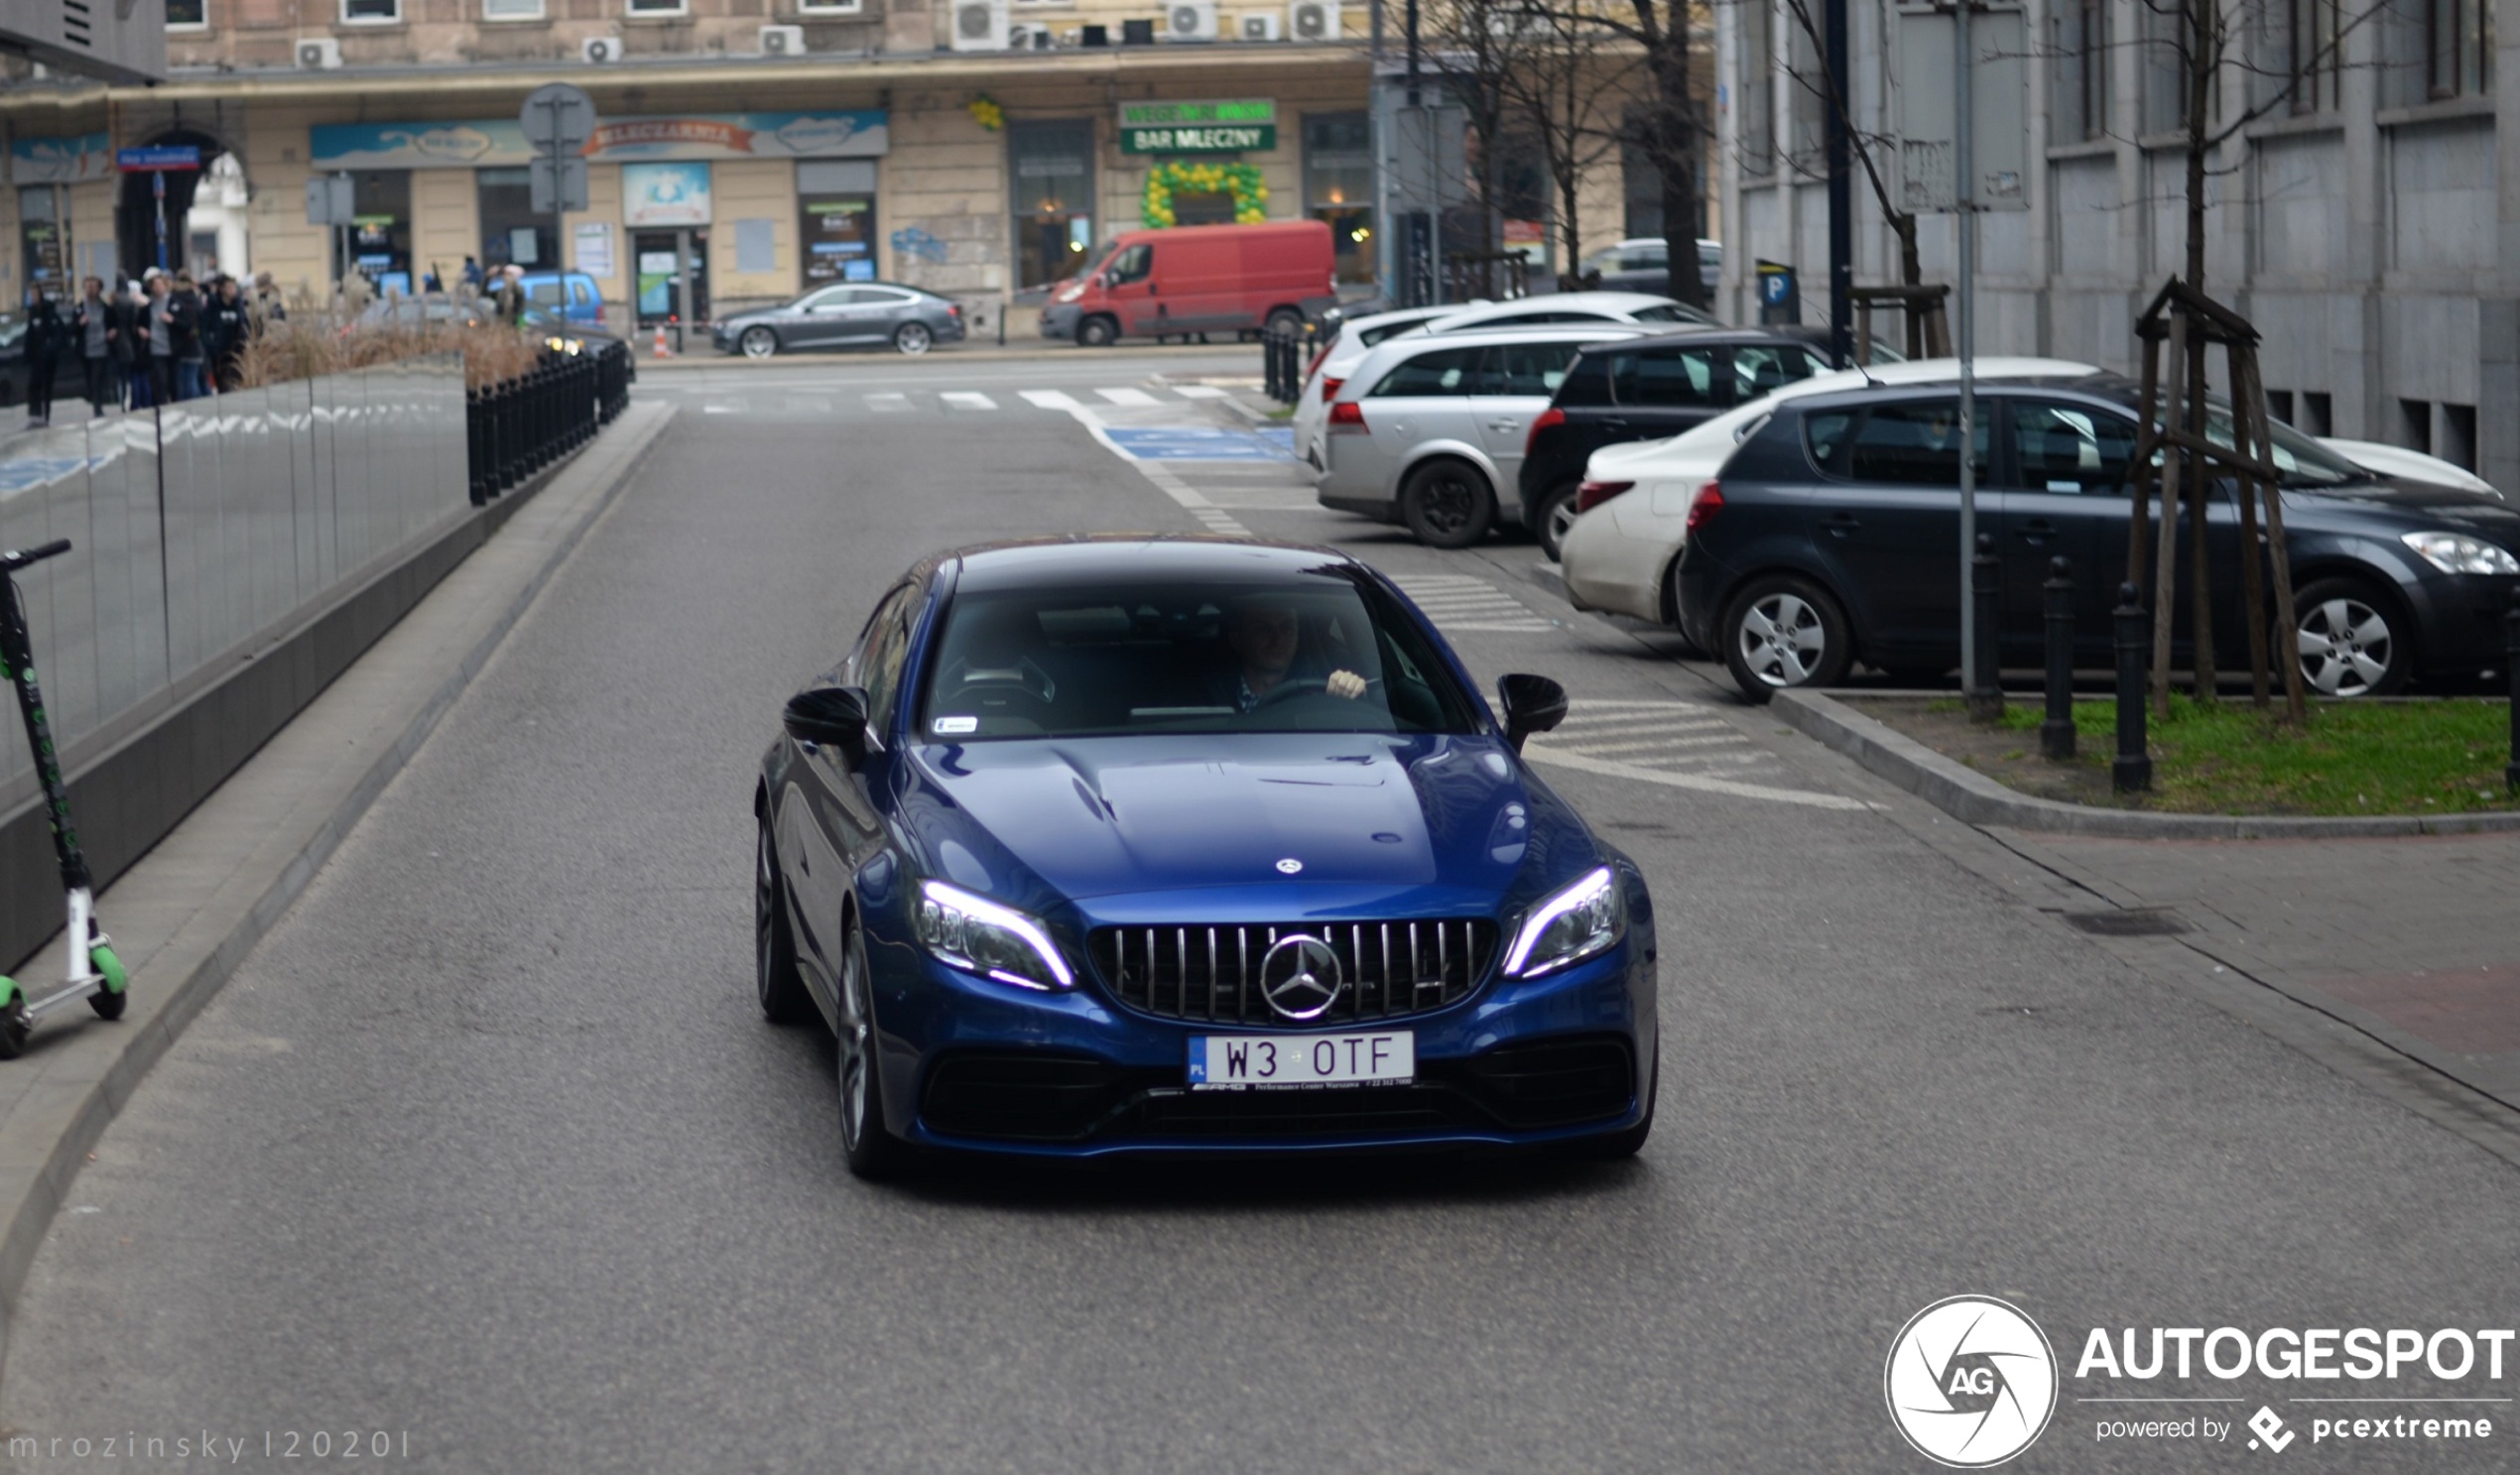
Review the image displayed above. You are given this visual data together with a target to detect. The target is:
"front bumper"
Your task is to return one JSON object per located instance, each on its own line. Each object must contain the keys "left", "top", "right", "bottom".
{"left": 863, "top": 926, "right": 1657, "bottom": 1159}
{"left": 1041, "top": 302, "right": 1081, "bottom": 340}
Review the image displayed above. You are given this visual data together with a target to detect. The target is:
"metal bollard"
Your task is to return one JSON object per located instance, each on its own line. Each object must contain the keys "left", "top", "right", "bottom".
{"left": 2042, "top": 555, "right": 2076, "bottom": 761}
{"left": 2506, "top": 586, "right": 2520, "bottom": 794}
{"left": 2113, "top": 581, "right": 2152, "bottom": 794}
{"left": 1967, "top": 532, "right": 2003, "bottom": 723}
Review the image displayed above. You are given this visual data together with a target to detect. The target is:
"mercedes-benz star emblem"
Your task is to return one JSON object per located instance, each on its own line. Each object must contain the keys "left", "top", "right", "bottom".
{"left": 1275, "top": 857, "right": 1304, "bottom": 874}
{"left": 1258, "top": 934, "right": 1342, "bottom": 1022}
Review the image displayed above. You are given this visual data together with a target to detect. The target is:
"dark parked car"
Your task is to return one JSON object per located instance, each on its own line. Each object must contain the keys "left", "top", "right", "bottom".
{"left": 755, "top": 536, "right": 1658, "bottom": 1175}
{"left": 1519, "top": 327, "right": 1902, "bottom": 558}
{"left": 714, "top": 282, "right": 966, "bottom": 358}
{"left": 1674, "top": 374, "right": 2520, "bottom": 701}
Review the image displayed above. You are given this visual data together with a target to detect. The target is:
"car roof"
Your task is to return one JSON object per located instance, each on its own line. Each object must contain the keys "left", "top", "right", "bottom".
{"left": 941, "top": 535, "right": 1365, "bottom": 594}
{"left": 1421, "top": 293, "right": 1687, "bottom": 330}
{"left": 1766, "top": 369, "right": 2136, "bottom": 416}
{"left": 1339, "top": 322, "right": 1657, "bottom": 385}
{"left": 1571, "top": 326, "right": 1832, "bottom": 354}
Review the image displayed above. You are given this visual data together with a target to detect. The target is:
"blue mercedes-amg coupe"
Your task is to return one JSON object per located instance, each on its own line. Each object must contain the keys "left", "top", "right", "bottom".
{"left": 754, "top": 536, "right": 1659, "bottom": 1174}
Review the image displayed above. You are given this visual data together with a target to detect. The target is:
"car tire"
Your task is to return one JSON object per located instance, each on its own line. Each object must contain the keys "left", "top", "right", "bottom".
{"left": 739, "top": 326, "right": 779, "bottom": 360}
{"left": 893, "top": 321, "right": 934, "bottom": 356}
{"left": 1400, "top": 459, "right": 1496, "bottom": 550}
{"left": 1264, "top": 307, "right": 1306, "bottom": 338}
{"left": 1535, "top": 482, "right": 1580, "bottom": 561}
{"left": 1720, "top": 573, "right": 1854, "bottom": 703}
{"left": 756, "top": 821, "right": 816, "bottom": 1027}
{"left": 1576, "top": 1046, "right": 1657, "bottom": 1161}
{"left": 837, "top": 919, "right": 916, "bottom": 1180}
{"left": 1076, "top": 315, "right": 1119, "bottom": 348}
{"left": 2294, "top": 576, "right": 2414, "bottom": 697}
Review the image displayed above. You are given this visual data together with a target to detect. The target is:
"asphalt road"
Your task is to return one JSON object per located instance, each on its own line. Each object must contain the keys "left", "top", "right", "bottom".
{"left": 4, "top": 348, "right": 2517, "bottom": 1472}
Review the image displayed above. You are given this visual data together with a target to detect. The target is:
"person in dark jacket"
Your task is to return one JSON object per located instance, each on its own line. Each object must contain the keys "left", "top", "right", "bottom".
{"left": 22, "top": 290, "right": 63, "bottom": 427}
{"left": 170, "top": 273, "right": 207, "bottom": 402}
{"left": 73, "top": 277, "right": 117, "bottom": 415}
{"left": 201, "top": 276, "right": 250, "bottom": 391}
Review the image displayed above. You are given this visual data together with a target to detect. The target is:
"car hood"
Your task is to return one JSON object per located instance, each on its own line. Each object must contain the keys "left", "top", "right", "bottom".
{"left": 2319, "top": 438, "right": 2499, "bottom": 498}
{"left": 895, "top": 731, "right": 1594, "bottom": 911}
{"left": 2290, "top": 479, "right": 2520, "bottom": 542}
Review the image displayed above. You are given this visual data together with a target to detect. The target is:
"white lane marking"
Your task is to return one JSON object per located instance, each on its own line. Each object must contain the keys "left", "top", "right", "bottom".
{"left": 1389, "top": 575, "right": 1555, "bottom": 632}
{"left": 865, "top": 393, "right": 911, "bottom": 413}
{"left": 1170, "top": 384, "right": 1230, "bottom": 400}
{"left": 1136, "top": 462, "right": 1253, "bottom": 537}
{"left": 1020, "top": 390, "right": 1082, "bottom": 411}
{"left": 1557, "top": 733, "right": 1752, "bottom": 756}
{"left": 702, "top": 403, "right": 736, "bottom": 415}
{"left": 942, "top": 391, "right": 999, "bottom": 411}
{"left": 1095, "top": 387, "right": 1160, "bottom": 406}
{"left": 1522, "top": 742, "right": 1867, "bottom": 809}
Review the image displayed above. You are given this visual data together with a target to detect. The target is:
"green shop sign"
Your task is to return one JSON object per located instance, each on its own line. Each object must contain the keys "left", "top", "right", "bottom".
{"left": 1120, "top": 123, "right": 1277, "bottom": 155}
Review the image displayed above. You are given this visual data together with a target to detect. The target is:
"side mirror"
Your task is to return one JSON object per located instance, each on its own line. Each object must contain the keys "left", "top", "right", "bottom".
{"left": 1497, "top": 674, "right": 1568, "bottom": 754}
{"left": 784, "top": 684, "right": 876, "bottom": 767}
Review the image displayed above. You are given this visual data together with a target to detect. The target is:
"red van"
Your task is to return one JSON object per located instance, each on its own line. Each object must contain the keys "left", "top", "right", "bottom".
{"left": 1041, "top": 220, "right": 1337, "bottom": 346}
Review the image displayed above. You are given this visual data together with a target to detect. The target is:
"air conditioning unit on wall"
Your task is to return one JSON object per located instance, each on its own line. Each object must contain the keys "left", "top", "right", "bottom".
{"left": 950, "top": 0, "right": 1011, "bottom": 51}
{"left": 1009, "top": 21, "right": 1057, "bottom": 49}
{"left": 759, "top": 24, "right": 806, "bottom": 54}
{"left": 581, "top": 35, "right": 621, "bottom": 62}
{"left": 1166, "top": 0, "right": 1218, "bottom": 40}
{"left": 1287, "top": 0, "right": 1339, "bottom": 41}
{"left": 296, "top": 37, "right": 341, "bottom": 68}
{"left": 1238, "top": 12, "right": 1281, "bottom": 40}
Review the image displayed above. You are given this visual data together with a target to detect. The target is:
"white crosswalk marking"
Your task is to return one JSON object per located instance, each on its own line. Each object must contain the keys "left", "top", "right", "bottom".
{"left": 1519, "top": 698, "right": 1863, "bottom": 808}
{"left": 1020, "top": 389, "right": 1081, "bottom": 411}
{"left": 865, "top": 393, "right": 911, "bottom": 413}
{"left": 1095, "top": 387, "right": 1160, "bottom": 406}
{"left": 1170, "top": 384, "right": 1230, "bottom": 400}
{"left": 1389, "top": 575, "right": 1554, "bottom": 633}
{"left": 941, "top": 391, "right": 998, "bottom": 411}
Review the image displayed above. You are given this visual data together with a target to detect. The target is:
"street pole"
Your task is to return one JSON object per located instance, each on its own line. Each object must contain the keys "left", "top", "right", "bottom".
{"left": 1824, "top": 0, "right": 1852, "bottom": 369}
{"left": 152, "top": 171, "right": 168, "bottom": 271}
{"left": 1954, "top": 0, "right": 1979, "bottom": 697}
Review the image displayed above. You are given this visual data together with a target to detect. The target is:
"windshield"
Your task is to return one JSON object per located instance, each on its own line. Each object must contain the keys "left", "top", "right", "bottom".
{"left": 919, "top": 574, "right": 1480, "bottom": 740}
{"left": 2198, "top": 403, "right": 2366, "bottom": 487}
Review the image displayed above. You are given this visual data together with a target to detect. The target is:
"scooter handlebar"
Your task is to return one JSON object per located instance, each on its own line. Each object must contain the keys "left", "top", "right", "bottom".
{"left": 0, "top": 539, "right": 71, "bottom": 572}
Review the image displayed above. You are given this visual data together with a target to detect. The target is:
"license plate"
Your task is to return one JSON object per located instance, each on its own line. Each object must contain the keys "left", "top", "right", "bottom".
{"left": 1188, "top": 1032, "right": 1415, "bottom": 1090}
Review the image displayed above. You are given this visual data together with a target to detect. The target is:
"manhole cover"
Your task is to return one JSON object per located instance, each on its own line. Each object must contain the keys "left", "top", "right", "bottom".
{"left": 2061, "top": 909, "right": 2190, "bottom": 937}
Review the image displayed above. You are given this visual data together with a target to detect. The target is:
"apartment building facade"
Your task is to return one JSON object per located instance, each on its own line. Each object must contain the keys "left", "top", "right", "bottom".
{"left": 1717, "top": 0, "right": 2520, "bottom": 493}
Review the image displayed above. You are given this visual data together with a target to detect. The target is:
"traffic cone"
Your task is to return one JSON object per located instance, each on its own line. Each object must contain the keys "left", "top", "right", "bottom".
{"left": 651, "top": 321, "right": 673, "bottom": 358}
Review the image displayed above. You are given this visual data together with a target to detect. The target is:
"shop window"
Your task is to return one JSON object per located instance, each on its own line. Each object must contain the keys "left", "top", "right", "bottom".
{"left": 18, "top": 186, "right": 66, "bottom": 299}
{"left": 349, "top": 170, "right": 414, "bottom": 295}
{"left": 797, "top": 160, "right": 876, "bottom": 288}
{"left": 1008, "top": 119, "right": 1095, "bottom": 291}
{"left": 477, "top": 168, "right": 557, "bottom": 274}
{"left": 1303, "top": 112, "right": 1373, "bottom": 285}
{"left": 166, "top": 0, "right": 209, "bottom": 29}
{"left": 340, "top": 0, "right": 401, "bottom": 22}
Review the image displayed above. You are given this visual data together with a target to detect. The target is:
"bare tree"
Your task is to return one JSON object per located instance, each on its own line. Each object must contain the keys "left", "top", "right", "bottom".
{"left": 1496, "top": 2, "right": 1643, "bottom": 282}
{"left": 1775, "top": 0, "right": 1924, "bottom": 288}
{"left": 1544, "top": 0, "right": 1711, "bottom": 307}
{"left": 1422, "top": 0, "right": 1536, "bottom": 273}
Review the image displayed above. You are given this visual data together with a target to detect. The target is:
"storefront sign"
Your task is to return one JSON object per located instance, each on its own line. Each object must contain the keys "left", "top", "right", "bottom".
{"left": 1119, "top": 124, "right": 1276, "bottom": 155}
{"left": 622, "top": 162, "right": 711, "bottom": 226}
{"left": 573, "top": 222, "right": 615, "bottom": 278}
{"left": 1118, "top": 99, "right": 1277, "bottom": 127}
{"left": 310, "top": 110, "right": 888, "bottom": 170}
{"left": 9, "top": 133, "right": 114, "bottom": 184}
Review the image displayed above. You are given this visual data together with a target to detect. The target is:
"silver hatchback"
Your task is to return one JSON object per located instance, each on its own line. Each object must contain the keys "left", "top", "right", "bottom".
{"left": 1314, "top": 324, "right": 1652, "bottom": 548}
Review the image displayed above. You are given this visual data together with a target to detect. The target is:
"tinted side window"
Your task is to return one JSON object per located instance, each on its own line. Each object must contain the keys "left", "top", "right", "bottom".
{"left": 1732, "top": 345, "right": 1821, "bottom": 401}
{"left": 849, "top": 584, "right": 919, "bottom": 728}
{"left": 1843, "top": 400, "right": 1989, "bottom": 486}
{"left": 1553, "top": 352, "right": 1614, "bottom": 408}
{"left": 1369, "top": 345, "right": 1483, "bottom": 397}
{"left": 1107, "top": 244, "right": 1153, "bottom": 284}
{"left": 1490, "top": 340, "right": 1581, "bottom": 396}
{"left": 1610, "top": 346, "right": 1718, "bottom": 407}
{"left": 2011, "top": 401, "right": 2138, "bottom": 493}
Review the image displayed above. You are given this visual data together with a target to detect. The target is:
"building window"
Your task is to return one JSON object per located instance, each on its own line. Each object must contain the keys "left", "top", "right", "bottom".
{"left": 348, "top": 171, "right": 414, "bottom": 293}
{"left": 2053, "top": 0, "right": 2106, "bottom": 140}
{"left": 2266, "top": 389, "right": 2296, "bottom": 426}
{"left": 1303, "top": 112, "right": 1373, "bottom": 285}
{"left": 2303, "top": 392, "right": 2333, "bottom": 435}
{"left": 797, "top": 0, "right": 862, "bottom": 11}
{"left": 166, "top": 0, "right": 209, "bottom": 29}
{"left": 2141, "top": 3, "right": 2186, "bottom": 135}
{"left": 477, "top": 169, "right": 557, "bottom": 274}
{"left": 1008, "top": 119, "right": 1095, "bottom": 290}
{"left": 2428, "top": 0, "right": 2491, "bottom": 97}
{"left": 798, "top": 159, "right": 877, "bottom": 287}
{"left": 18, "top": 186, "right": 66, "bottom": 298}
{"left": 2442, "top": 403, "right": 2477, "bottom": 470}
{"left": 482, "top": 0, "right": 545, "bottom": 19}
{"left": 340, "top": 0, "right": 400, "bottom": 22}
{"left": 626, "top": 0, "right": 687, "bottom": 15}
{"left": 2400, "top": 399, "right": 2433, "bottom": 454}
{"left": 2288, "top": 0, "right": 2340, "bottom": 112}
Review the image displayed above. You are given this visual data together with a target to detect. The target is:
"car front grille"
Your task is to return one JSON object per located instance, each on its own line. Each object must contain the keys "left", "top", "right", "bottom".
{"left": 1089, "top": 920, "right": 1496, "bottom": 1025}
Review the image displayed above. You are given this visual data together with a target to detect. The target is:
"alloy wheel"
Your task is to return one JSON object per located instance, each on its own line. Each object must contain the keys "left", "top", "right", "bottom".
{"left": 1543, "top": 494, "right": 1579, "bottom": 558}
{"left": 1736, "top": 591, "right": 1828, "bottom": 686}
{"left": 740, "top": 327, "right": 777, "bottom": 359}
{"left": 1419, "top": 475, "right": 1476, "bottom": 536}
{"left": 837, "top": 926, "right": 874, "bottom": 1152}
{"left": 895, "top": 322, "right": 933, "bottom": 356}
{"left": 2298, "top": 596, "right": 2394, "bottom": 696}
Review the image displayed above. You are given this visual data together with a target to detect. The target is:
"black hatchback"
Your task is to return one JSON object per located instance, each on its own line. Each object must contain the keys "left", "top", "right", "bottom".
{"left": 1519, "top": 328, "right": 1887, "bottom": 558}
{"left": 1675, "top": 375, "right": 2520, "bottom": 701}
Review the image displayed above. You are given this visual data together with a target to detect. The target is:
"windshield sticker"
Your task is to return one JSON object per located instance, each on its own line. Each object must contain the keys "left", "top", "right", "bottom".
{"left": 933, "top": 716, "right": 979, "bottom": 734}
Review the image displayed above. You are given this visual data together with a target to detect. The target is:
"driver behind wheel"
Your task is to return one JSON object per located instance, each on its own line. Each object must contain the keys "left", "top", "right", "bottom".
{"left": 1212, "top": 595, "right": 1367, "bottom": 712}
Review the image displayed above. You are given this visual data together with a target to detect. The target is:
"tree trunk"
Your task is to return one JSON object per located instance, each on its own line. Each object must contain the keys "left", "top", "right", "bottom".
{"left": 1647, "top": 41, "right": 1706, "bottom": 308}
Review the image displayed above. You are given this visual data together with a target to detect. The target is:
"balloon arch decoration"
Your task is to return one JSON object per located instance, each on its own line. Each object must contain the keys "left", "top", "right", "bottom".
{"left": 1140, "top": 161, "right": 1269, "bottom": 228}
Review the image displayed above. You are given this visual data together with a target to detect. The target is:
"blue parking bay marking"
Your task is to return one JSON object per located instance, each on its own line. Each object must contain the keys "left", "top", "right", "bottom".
{"left": 1101, "top": 427, "right": 1295, "bottom": 462}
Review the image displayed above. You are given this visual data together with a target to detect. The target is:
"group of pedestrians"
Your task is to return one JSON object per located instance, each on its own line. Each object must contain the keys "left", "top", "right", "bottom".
{"left": 18, "top": 267, "right": 285, "bottom": 428}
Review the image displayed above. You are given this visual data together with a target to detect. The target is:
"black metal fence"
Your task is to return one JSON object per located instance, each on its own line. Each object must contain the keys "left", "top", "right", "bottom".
{"left": 1263, "top": 324, "right": 1313, "bottom": 405}
{"left": 467, "top": 340, "right": 633, "bottom": 506}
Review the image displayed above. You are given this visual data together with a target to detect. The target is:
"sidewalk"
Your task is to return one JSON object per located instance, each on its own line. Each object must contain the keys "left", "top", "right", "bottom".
{"left": 1992, "top": 825, "right": 2520, "bottom": 1119}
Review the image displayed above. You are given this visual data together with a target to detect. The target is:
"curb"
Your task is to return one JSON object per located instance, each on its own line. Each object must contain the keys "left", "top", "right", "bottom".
{"left": 0, "top": 401, "right": 675, "bottom": 1382}
{"left": 1771, "top": 688, "right": 2520, "bottom": 839}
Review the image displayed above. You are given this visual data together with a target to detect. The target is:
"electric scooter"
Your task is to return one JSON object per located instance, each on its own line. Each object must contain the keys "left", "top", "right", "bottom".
{"left": 0, "top": 538, "right": 128, "bottom": 1057}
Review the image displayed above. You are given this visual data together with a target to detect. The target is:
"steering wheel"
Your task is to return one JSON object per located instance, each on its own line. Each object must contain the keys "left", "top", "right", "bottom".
{"left": 1251, "top": 674, "right": 1380, "bottom": 710}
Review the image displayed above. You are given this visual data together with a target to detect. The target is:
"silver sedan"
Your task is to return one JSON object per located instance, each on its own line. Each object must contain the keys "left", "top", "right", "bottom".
{"left": 712, "top": 283, "right": 968, "bottom": 358}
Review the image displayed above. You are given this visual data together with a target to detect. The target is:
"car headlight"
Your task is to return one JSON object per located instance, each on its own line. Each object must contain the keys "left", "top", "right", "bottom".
{"left": 1057, "top": 284, "right": 1085, "bottom": 304}
{"left": 2401, "top": 532, "right": 2520, "bottom": 575}
{"left": 1502, "top": 865, "right": 1624, "bottom": 978}
{"left": 914, "top": 880, "right": 1073, "bottom": 991}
